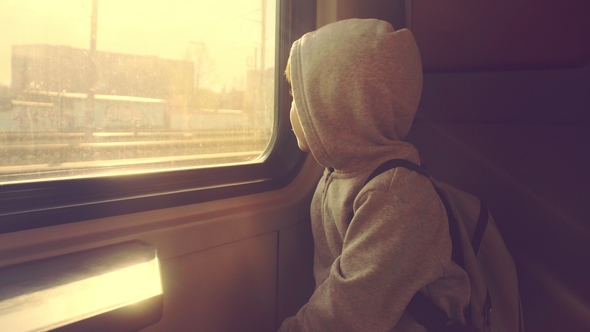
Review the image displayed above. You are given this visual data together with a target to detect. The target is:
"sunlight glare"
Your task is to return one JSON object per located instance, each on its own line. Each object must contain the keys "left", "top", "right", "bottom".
{"left": 0, "top": 257, "right": 162, "bottom": 332}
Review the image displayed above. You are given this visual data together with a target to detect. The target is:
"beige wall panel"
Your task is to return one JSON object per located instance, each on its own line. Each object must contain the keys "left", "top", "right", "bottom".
{"left": 142, "top": 232, "right": 278, "bottom": 332}
{"left": 276, "top": 221, "right": 315, "bottom": 328}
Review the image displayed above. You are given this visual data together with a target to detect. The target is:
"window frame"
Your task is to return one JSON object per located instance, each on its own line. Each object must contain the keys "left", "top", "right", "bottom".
{"left": 0, "top": 0, "right": 317, "bottom": 234}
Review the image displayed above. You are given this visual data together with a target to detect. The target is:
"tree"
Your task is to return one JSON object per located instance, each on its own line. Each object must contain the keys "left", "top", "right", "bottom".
{"left": 186, "top": 42, "right": 216, "bottom": 95}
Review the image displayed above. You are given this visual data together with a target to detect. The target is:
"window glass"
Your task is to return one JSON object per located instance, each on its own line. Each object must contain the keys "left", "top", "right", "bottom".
{"left": 0, "top": 0, "right": 276, "bottom": 184}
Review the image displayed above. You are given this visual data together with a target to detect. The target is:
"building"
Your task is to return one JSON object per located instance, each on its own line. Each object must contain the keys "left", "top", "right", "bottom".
{"left": 11, "top": 44, "right": 194, "bottom": 99}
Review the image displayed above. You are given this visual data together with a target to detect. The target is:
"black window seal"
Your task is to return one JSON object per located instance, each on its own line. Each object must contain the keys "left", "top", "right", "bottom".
{"left": 0, "top": 0, "right": 317, "bottom": 234}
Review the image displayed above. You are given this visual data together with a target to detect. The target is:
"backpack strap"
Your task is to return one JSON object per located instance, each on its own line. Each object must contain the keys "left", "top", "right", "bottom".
{"left": 472, "top": 200, "right": 492, "bottom": 331}
{"left": 364, "top": 159, "right": 481, "bottom": 332}
{"left": 364, "top": 159, "right": 430, "bottom": 185}
{"left": 471, "top": 201, "right": 488, "bottom": 256}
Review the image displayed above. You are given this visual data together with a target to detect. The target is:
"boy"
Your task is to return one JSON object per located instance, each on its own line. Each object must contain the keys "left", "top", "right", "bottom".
{"left": 279, "top": 19, "right": 471, "bottom": 331}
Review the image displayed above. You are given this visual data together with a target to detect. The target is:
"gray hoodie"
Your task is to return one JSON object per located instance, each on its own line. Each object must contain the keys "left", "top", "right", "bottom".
{"left": 279, "top": 19, "right": 471, "bottom": 332}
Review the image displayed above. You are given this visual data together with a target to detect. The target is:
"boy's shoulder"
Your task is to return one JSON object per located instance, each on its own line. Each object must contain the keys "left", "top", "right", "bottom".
{"left": 357, "top": 164, "right": 436, "bottom": 205}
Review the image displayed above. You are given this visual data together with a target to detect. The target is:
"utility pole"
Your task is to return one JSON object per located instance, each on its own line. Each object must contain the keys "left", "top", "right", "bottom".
{"left": 86, "top": 0, "right": 98, "bottom": 139}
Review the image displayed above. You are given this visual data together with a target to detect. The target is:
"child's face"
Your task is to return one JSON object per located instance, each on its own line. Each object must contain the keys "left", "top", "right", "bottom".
{"left": 289, "top": 100, "right": 309, "bottom": 152}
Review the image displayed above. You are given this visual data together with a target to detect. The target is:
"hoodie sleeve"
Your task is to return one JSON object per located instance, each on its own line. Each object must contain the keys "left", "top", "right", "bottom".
{"left": 278, "top": 189, "right": 447, "bottom": 332}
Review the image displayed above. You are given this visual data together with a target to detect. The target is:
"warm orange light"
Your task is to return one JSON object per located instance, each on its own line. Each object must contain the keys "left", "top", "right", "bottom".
{"left": 0, "top": 257, "right": 162, "bottom": 332}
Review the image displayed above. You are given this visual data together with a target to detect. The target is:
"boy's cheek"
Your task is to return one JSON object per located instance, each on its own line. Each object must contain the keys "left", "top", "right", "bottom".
{"left": 289, "top": 104, "right": 310, "bottom": 153}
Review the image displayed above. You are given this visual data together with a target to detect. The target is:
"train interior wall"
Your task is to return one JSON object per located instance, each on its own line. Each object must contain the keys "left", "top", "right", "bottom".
{"left": 405, "top": 61, "right": 590, "bottom": 332}
{"left": 0, "top": 153, "right": 322, "bottom": 332}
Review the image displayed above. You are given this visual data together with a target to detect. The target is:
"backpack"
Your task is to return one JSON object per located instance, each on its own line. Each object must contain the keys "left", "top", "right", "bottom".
{"left": 364, "top": 159, "right": 524, "bottom": 332}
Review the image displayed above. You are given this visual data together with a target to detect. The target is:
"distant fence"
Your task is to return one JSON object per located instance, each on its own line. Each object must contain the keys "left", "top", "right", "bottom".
{"left": 1, "top": 92, "right": 267, "bottom": 133}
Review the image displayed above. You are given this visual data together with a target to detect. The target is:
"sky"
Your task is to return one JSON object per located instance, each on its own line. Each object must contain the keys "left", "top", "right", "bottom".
{"left": 0, "top": 0, "right": 276, "bottom": 91}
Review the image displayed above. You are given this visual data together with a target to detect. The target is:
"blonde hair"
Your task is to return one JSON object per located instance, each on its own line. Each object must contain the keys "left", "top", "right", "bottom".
{"left": 284, "top": 57, "right": 291, "bottom": 83}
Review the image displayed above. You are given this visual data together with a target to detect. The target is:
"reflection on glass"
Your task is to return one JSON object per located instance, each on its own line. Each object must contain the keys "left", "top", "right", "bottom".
{"left": 0, "top": 0, "right": 276, "bottom": 184}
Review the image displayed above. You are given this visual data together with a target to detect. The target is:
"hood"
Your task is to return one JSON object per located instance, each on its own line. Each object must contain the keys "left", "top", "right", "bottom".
{"left": 289, "top": 19, "right": 423, "bottom": 172}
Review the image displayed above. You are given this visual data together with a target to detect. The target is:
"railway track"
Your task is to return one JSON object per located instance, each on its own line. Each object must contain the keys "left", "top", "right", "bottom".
{"left": 0, "top": 130, "right": 270, "bottom": 183}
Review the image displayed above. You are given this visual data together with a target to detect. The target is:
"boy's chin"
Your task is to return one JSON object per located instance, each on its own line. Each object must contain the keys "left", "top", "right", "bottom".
{"left": 297, "top": 141, "right": 310, "bottom": 153}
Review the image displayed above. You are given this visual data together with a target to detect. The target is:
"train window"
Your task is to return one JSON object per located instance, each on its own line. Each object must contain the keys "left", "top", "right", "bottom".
{"left": 0, "top": 0, "right": 314, "bottom": 233}
{"left": 0, "top": 0, "right": 276, "bottom": 184}
{"left": 0, "top": 0, "right": 316, "bottom": 234}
